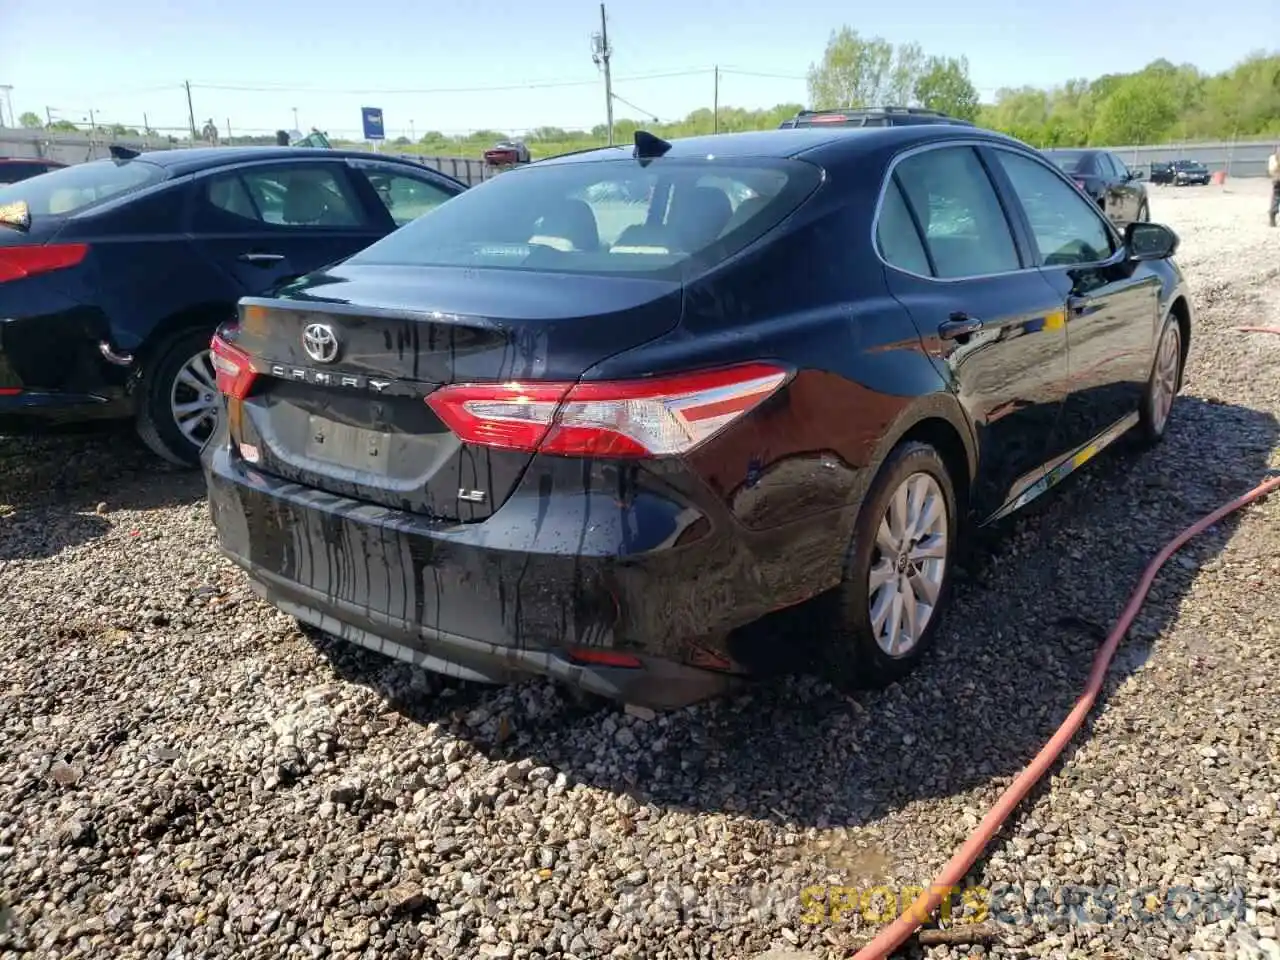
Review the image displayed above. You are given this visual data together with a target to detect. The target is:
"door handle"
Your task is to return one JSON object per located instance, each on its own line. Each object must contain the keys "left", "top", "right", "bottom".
{"left": 238, "top": 252, "right": 286, "bottom": 265}
{"left": 938, "top": 313, "right": 983, "bottom": 341}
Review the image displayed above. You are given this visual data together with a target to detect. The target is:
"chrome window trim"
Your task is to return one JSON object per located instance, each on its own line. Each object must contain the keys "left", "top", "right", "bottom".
{"left": 871, "top": 137, "right": 1125, "bottom": 284}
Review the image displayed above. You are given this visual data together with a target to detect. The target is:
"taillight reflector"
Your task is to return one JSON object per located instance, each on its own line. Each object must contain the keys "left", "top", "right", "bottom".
{"left": 425, "top": 362, "right": 789, "bottom": 458}
{"left": 210, "top": 331, "right": 257, "bottom": 400}
{"left": 0, "top": 243, "right": 89, "bottom": 283}
{"left": 567, "top": 648, "right": 643, "bottom": 668}
{"left": 808, "top": 114, "right": 848, "bottom": 124}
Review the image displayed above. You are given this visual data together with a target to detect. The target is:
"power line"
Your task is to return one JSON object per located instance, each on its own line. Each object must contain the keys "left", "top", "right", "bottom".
{"left": 186, "top": 69, "right": 712, "bottom": 96}
{"left": 719, "top": 68, "right": 809, "bottom": 81}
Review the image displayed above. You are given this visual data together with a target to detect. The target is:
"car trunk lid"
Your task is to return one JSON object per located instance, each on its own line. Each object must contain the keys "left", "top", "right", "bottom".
{"left": 225, "top": 261, "right": 683, "bottom": 521}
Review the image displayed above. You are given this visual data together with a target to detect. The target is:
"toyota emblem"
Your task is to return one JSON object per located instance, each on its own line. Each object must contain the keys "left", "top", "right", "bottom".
{"left": 302, "top": 323, "right": 340, "bottom": 364}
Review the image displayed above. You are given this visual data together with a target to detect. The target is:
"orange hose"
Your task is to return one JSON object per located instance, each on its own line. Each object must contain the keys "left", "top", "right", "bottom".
{"left": 851, "top": 470, "right": 1280, "bottom": 960}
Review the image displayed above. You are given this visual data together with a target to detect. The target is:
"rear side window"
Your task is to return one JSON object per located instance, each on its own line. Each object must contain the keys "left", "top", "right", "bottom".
{"left": 198, "top": 164, "right": 367, "bottom": 229}
{"left": 891, "top": 146, "right": 1020, "bottom": 279}
{"left": 346, "top": 157, "right": 822, "bottom": 279}
{"left": 0, "top": 159, "right": 165, "bottom": 217}
{"left": 876, "top": 177, "right": 932, "bottom": 276}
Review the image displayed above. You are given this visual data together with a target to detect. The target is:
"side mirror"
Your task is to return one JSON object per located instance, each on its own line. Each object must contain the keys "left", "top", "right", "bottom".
{"left": 1125, "top": 221, "right": 1178, "bottom": 261}
{"left": 1130, "top": 170, "right": 1144, "bottom": 180}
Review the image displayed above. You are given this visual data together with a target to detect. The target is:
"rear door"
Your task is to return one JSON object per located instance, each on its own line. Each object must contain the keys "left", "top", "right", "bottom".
{"left": 987, "top": 146, "right": 1159, "bottom": 457}
{"left": 878, "top": 142, "right": 1070, "bottom": 522}
{"left": 188, "top": 159, "right": 384, "bottom": 296}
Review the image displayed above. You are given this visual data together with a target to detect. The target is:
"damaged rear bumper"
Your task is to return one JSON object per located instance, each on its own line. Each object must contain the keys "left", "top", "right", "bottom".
{"left": 202, "top": 443, "right": 765, "bottom": 710}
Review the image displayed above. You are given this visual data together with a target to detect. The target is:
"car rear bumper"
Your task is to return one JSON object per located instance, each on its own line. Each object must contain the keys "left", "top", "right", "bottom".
{"left": 203, "top": 441, "right": 843, "bottom": 708}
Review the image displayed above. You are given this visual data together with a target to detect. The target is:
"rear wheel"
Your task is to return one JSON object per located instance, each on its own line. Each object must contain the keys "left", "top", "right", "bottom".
{"left": 136, "top": 327, "right": 221, "bottom": 468}
{"left": 1136, "top": 314, "right": 1183, "bottom": 446}
{"left": 1136, "top": 199, "right": 1150, "bottom": 222}
{"left": 821, "top": 441, "right": 959, "bottom": 690}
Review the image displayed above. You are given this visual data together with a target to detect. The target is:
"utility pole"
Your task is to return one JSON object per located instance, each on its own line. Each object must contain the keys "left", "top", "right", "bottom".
{"left": 591, "top": 4, "right": 614, "bottom": 146}
{"left": 292, "top": 106, "right": 299, "bottom": 131}
{"left": 185, "top": 80, "right": 197, "bottom": 141}
{"left": 45, "top": 106, "right": 52, "bottom": 126}
{"left": 713, "top": 66, "right": 720, "bottom": 133}
{"left": 226, "top": 117, "right": 232, "bottom": 142}
{"left": 143, "top": 112, "right": 150, "bottom": 143}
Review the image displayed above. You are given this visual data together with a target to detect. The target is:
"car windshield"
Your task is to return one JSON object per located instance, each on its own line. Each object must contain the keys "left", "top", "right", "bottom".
{"left": 1045, "top": 151, "right": 1094, "bottom": 175}
{"left": 1173, "top": 160, "right": 1203, "bottom": 169}
{"left": 346, "top": 156, "right": 822, "bottom": 279}
{"left": 0, "top": 158, "right": 167, "bottom": 217}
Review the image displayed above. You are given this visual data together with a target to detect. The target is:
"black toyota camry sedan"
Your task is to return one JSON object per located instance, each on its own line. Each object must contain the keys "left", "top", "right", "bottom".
{"left": 203, "top": 124, "right": 1193, "bottom": 709}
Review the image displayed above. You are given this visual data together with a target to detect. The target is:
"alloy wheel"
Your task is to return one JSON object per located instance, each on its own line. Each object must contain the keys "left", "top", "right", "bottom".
{"left": 867, "top": 471, "right": 949, "bottom": 657}
{"left": 1150, "top": 323, "right": 1181, "bottom": 434}
{"left": 170, "top": 349, "right": 221, "bottom": 447}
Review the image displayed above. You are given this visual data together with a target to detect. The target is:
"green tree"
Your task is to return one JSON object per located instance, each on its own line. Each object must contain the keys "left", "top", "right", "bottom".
{"left": 18, "top": 111, "right": 42, "bottom": 129}
{"left": 47, "top": 119, "right": 78, "bottom": 132}
{"left": 1090, "top": 73, "right": 1180, "bottom": 144}
{"left": 806, "top": 27, "right": 897, "bottom": 109}
{"left": 913, "top": 55, "right": 979, "bottom": 120}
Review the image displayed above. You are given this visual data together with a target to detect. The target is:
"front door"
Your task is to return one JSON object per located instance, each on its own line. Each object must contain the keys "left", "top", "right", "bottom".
{"left": 189, "top": 160, "right": 384, "bottom": 297}
{"left": 986, "top": 146, "right": 1161, "bottom": 458}
{"left": 878, "top": 143, "right": 1070, "bottom": 523}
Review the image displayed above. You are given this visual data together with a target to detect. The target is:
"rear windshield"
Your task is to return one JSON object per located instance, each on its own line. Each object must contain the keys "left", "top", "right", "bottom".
{"left": 1045, "top": 151, "right": 1095, "bottom": 175}
{"left": 0, "top": 158, "right": 166, "bottom": 217}
{"left": 346, "top": 156, "right": 822, "bottom": 279}
{"left": 0, "top": 162, "right": 60, "bottom": 185}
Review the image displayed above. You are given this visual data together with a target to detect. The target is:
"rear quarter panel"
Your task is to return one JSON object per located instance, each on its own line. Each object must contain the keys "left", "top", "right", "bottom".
{"left": 66, "top": 178, "right": 240, "bottom": 352}
{"left": 580, "top": 169, "right": 971, "bottom": 590}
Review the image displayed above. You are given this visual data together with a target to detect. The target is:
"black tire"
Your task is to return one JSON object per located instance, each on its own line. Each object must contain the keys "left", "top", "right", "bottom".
{"left": 1135, "top": 313, "right": 1184, "bottom": 448}
{"left": 1136, "top": 199, "right": 1150, "bottom": 222}
{"left": 820, "top": 441, "right": 960, "bottom": 690}
{"left": 136, "top": 327, "right": 220, "bottom": 468}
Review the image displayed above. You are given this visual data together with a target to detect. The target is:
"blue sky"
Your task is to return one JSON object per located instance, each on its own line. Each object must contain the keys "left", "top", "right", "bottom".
{"left": 4, "top": 0, "right": 1273, "bottom": 139}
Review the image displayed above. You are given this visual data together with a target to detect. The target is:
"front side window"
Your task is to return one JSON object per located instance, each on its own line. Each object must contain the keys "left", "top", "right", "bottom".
{"left": 345, "top": 157, "right": 821, "bottom": 278}
{"left": 993, "top": 149, "right": 1117, "bottom": 267}
{"left": 352, "top": 165, "right": 458, "bottom": 226}
{"left": 891, "top": 146, "right": 1021, "bottom": 279}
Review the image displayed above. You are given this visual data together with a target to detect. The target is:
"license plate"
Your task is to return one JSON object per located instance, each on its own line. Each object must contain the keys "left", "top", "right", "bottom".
{"left": 305, "top": 416, "right": 391, "bottom": 476}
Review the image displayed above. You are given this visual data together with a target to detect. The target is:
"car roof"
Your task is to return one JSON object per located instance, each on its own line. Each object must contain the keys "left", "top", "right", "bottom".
{"left": 535, "top": 124, "right": 1024, "bottom": 167}
{"left": 120, "top": 146, "right": 435, "bottom": 177}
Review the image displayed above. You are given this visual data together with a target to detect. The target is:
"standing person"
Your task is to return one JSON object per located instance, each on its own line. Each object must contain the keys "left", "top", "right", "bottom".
{"left": 1270, "top": 143, "right": 1280, "bottom": 227}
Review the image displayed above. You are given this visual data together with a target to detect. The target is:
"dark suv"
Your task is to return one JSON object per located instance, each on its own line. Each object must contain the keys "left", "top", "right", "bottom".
{"left": 779, "top": 107, "right": 975, "bottom": 129}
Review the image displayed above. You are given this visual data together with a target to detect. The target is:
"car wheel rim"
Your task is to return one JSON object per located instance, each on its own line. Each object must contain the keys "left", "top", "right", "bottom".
{"left": 170, "top": 349, "right": 221, "bottom": 447}
{"left": 1151, "top": 323, "right": 1181, "bottom": 433}
{"left": 867, "top": 471, "right": 949, "bottom": 658}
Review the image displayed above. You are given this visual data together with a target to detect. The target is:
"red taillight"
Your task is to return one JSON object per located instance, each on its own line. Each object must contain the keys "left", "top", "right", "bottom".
{"left": 567, "top": 648, "right": 643, "bottom": 668}
{"left": 210, "top": 331, "right": 257, "bottom": 400}
{"left": 425, "top": 362, "right": 789, "bottom": 459}
{"left": 808, "top": 114, "right": 848, "bottom": 124}
{"left": 0, "top": 243, "right": 89, "bottom": 283}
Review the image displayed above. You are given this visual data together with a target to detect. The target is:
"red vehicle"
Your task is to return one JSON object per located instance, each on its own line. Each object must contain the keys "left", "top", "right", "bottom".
{"left": 483, "top": 140, "right": 531, "bottom": 167}
{"left": 0, "top": 157, "right": 66, "bottom": 185}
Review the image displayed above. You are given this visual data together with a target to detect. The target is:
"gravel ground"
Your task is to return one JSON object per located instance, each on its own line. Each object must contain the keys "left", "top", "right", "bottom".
{"left": 1, "top": 178, "right": 1278, "bottom": 960}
